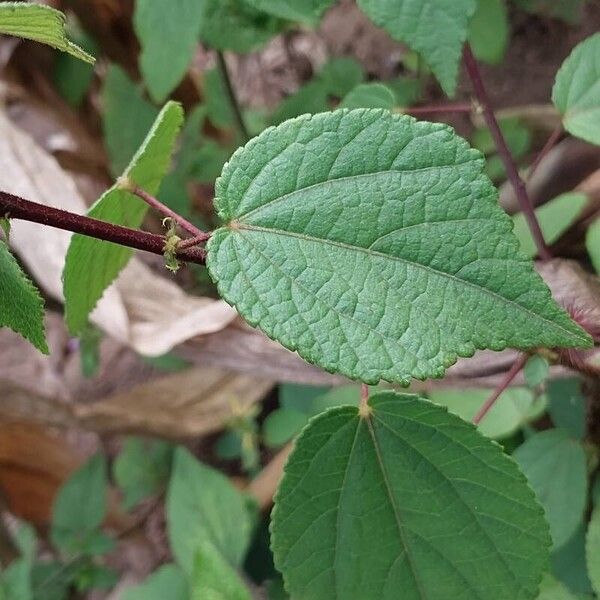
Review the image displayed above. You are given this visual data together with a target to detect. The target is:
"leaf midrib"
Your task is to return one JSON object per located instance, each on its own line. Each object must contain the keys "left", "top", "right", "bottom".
{"left": 231, "top": 224, "right": 587, "bottom": 345}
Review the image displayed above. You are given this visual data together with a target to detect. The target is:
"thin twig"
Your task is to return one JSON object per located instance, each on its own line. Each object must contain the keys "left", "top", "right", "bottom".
{"left": 402, "top": 102, "right": 473, "bottom": 116}
{"left": 527, "top": 124, "right": 563, "bottom": 181}
{"left": 216, "top": 50, "right": 250, "bottom": 143}
{"left": 472, "top": 354, "right": 528, "bottom": 425}
{"left": 131, "top": 186, "right": 208, "bottom": 239}
{"left": 0, "top": 191, "right": 206, "bottom": 265}
{"left": 463, "top": 45, "right": 551, "bottom": 261}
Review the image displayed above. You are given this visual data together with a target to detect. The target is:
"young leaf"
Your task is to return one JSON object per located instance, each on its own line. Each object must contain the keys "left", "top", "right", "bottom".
{"left": 51, "top": 454, "right": 108, "bottom": 556}
{"left": 468, "top": 0, "right": 509, "bottom": 65}
{"left": 588, "top": 218, "right": 600, "bottom": 274}
{"left": 199, "top": 0, "right": 284, "bottom": 54}
{"left": 114, "top": 437, "right": 173, "bottom": 509}
{"left": 134, "top": 0, "right": 204, "bottom": 103}
{"left": 513, "top": 193, "right": 588, "bottom": 258}
{"left": 63, "top": 100, "right": 183, "bottom": 334}
{"left": 587, "top": 507, "right": 600, "bottom": 596}
{"left": 167, "top": 448, "right": 254, "bottom": 575}
{"left": 553, "top": 33, "right": 600, "bottom": 146}
{"left": 0, "top": 2, "right": 94, "bottom": 63}
{"left": 429, "top": 386, "right": 545, "bottom": 439}
{"left": 514, "top": 429, "right": 587, "bottom": 550}
{"left": 241, "top": 0, "right": 334, "bottom": 24}
{"left": 356, "top": 0, "right": 477, "bottom": 96}
{"left": 191, "top": 540, "right": 252, "bottom": 600}
{"left": 271, "top": 391, "right": 550, "bottom": 600}
{"left": 122, "top": 564, "right": 188, "bottom": 600}
{"left": 0, "top": 240, "right": 48, "bottom": 353}
{"left": 340, "top": 83, "right": 396, "bottom": 110}
{"left": 206, "top": 109, "right": 590, "bottom": 386}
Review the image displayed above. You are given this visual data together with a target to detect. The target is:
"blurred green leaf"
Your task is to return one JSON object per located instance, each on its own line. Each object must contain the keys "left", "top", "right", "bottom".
{"left": 340, "top": 83, "right": 396, "bottom": 110}
{"left": 386, "top": 76, "right": 422, "bottom": 107}
{"left": 134, "top": 0, "right": 204, "bottom": 102}
{"left": 524, "top": 354, "right": 550, "bottom": 387}
{"left": 513, "top": 0, "right": 584, "bottom": 23}
{"left": 167, "top": 448, "right": 254, "bottom": 575}
{"left": 242, "top": 0, "right": 334, "bottom": 24}
{"left": 537, "top": 573, "right": 579, "bottom": 599}
{"left": 272, "top": 80, "right": 330, "bottom": 124}
{"left": 279, "top": 384, "right": 330, "bottom": 412}
{"left": 319, "top": 57, "right": 365, "bottom": 97}
{"left": 587, "top": 506, "right": 600, "bottom": 596}
{"left": 263, "top": 408, "right": 308, "bottom": 447}
{"left": 587, "top": 218, "right": 600, "bottom": 274}
{"left": 552, "top": 525, "right": 594, "bottom": 596}
{"left": 547, "top": 378, "right": 586, "bottom": 440}
{"left": 114, "top": 437, "right": 174, "bottom": 509}
{"left": 51, "top": 454, "right": 108, "bottom": 556}
{"left": 79, "top": 325, "right": 101, "bottom": 378}
{"left": 513, "top": 193, "right": 588, "bottom": 258}
{"left": 429, "top": 386, "right": 546, "bottom": 439}
{"left": 514, "top": 429, "right": 587, "bottom": 549}
{"left": 122, "top": 564, "right": 188, "bottom": 600}
{"left": 468, "top": 0, "right": 509, "bottom": 65}
{"left": 0, "top": 241, "right": 47, "bottom": 354}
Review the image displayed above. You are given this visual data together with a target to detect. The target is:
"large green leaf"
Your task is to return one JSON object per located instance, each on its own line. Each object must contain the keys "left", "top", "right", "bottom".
{"left": 166, "top": 448, "right": 254, "bottom": 575}
{"left": 429, "top": 386, "right": 546, "bottom": 439}
{"left": 0, "top": 2, "right": 94, "bottom": 63}
{"left": 50, "top": 454, "right": 108, "bottom": 556}
{"left": 241, "top": 0, "right": 334, "bottom": 24}
{"left": 271, "top": 391, "right": 550, "bottom": 600}
{"left": 206, "top": 109, "right": 590, "bottom": 385}
{"left": 63, "top": 101, "right": 183, "bottom": 334}
{"left": 134, "top": 0, "right": 204, "bottom": 102}
{"left": 588, "top": 218, "right": 600, "bottom": 274}
{"left": 198, "top": 0, "right": 284, "bottom": 53}
{"left": 356, "top": 0, "right": 477, "bottom": 96}
{"left": 587, "top": 507, "right": 600, "bottom": 596}
{"left": 552, "top": 33, "right": 600, "bottom": 146}
{"left": 122, "top": 564, "right": 188, "bottom": 600}
{"left": 0, "top": 240, "right": 47, "bottom": 353}
{"left": 514, "top": 429, "right": 587, "bottom": 550}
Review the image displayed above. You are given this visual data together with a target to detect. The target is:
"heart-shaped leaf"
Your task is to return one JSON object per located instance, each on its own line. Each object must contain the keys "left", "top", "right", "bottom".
{"left": 206, "top": 109, "right": 590, "bottom": 385}
{"left": 271, "top": 391, "right": 550, "bottom": 599}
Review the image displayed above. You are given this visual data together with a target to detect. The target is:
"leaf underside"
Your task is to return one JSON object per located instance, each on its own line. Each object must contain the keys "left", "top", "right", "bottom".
{"left": 206, "top": 109, "right": 589, "bottom": 386}
{"left": 0, "top": 2, "right": 94, "bottom": 63}
{"left": 271, "top": 391, "right": 550, "bottom": 600}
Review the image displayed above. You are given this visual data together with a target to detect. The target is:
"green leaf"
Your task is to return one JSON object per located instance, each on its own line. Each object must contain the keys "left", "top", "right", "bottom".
{"left": 50, "top": 454, "right": 108, "bottom": 556}
{"left": 0, "top": 3, "right": 94, "bottom": 63}
{"left": 586, "top": 507, "right": 600, "bottom": 596}
{"left": 319, "top": 58, "right": 365, "bottom": 97}
{"left": 514, "top": 429, "right": 587, "bottom": 549}
{"left": 0, "top": 241, "right": 47, "bottom": 353}
{"left": 587, "top": 218, "right": 600, "bottom": 274}
{"left": 191, "top": 541, "right": 252, "bottom": 600}
{"left": 513, "top": 0, "right": 584, "bottom": 24}
{"left": 468, "top": 0, "right": 509, "bottom": 65}
{"left": 553, "top": 33, "right": 600, "bottom": 146}
{"left": 263, "top": 408, "right": 309, "bottom": 447}
{"left": 199, "top": 0, "right": 284, "bottom": 53}
{"left": 537, "top": 573, "right": 578, "bottom": 600}
{"left": 524, "top": 354, "right": 550, "bottom": 387}
{"left": 0, "top": 560, "right": 31, "bottom": 600}
{"left": 551, "top": 525, "right": 594, "bottom": 596}
{"left": 134, "top": 0, "right": 205, "bottom": 102}
{"left": 280, "top": 383, "right": 330, "bottom": 411}
{"left": 167, "top": 448, "right": 254, "bottom": 575}
{"left": 63, "top": 100, "right": 183, "bottom": 334}
{"left": 272, "top": 80, "right": 330, "bottom": 125}
{"left": 114, "top": 437, "right": 174, "bottom": 509}
{"left": 547, "top": 378, "right": 586, "bottom": 440}
{"left": 356, "top": 0, "right": 477, "bottom": 96}
{"left": 122, "top": 564, "right": 188, "bottom": 600}
{"left": 207, "top": 109, "right": 590, "bottom": 385}
{"left": 102, "top": 66, "right": 160, "bottom": 176}
{"left": 241, "top": 0, "right": 334, "bottom": 24}
{"left": 340, "top": 83, "right": 396, "bottom": 110}
{"left": 429, "top": 386, "right": 546, "bottom": 439}
{"left": 513, "top": 193, "right": 588, "bottom": 258}
{"left": 271, "top": 391, "right": 550, "bottom": 600}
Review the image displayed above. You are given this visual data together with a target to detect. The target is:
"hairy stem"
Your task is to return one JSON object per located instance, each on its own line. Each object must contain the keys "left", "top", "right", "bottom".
{"left": 131, "top": 186, "right": 209, "bottom": 239}
{"left": 463, "top": 45, "right": 551, "bottom": 261}
{"left": 472, "top": 354, "right": 528, "bottom": 425}
{"left": 0, "top": 191, "right": 206, "bottom": 265}
{"left": 216, "top": 50, "right": 250, "bottom": 143}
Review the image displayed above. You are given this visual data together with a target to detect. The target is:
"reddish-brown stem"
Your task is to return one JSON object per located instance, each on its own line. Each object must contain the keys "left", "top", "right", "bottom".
{"left": 405, "top": 102, "right": 473, "bottom": 116}
{"left": 178, "top": 234, "right": 211, "bottom": 249}
{"left": 131, "top": 186, "right": 208, "bottom": 239}
{"left": 360, "top": 383, "right": 370, "bottom": 415}
{"left": 472, "top": 354, "right": 528, "bottom": 425}
{"left": 0, "top": 191, "right": 206, "bottom": 265}
{"left": 463, "top": 45, "right": 552, "bottom": 261}
{"left": 527, "top": 124, "right": 563, "bottom": 181}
